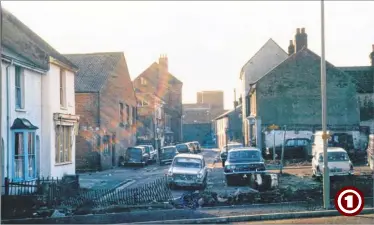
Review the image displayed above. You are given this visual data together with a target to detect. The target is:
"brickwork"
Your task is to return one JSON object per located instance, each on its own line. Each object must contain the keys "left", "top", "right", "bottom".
{"left": 256, "top": 49, "right": 360, "bottom": 127}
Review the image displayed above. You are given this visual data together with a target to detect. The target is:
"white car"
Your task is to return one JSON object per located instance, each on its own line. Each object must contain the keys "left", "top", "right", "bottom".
{"left": 312, "top": 147, "right": 354, "bottom": 178}
{"left": 166, "top": 154, "right": 208, "bottom": 190}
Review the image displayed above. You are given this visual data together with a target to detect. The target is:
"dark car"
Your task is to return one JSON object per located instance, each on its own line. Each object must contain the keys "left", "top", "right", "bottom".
{"left": 223, "top": 147, "right": 266, "bottom": 186}
{"left": 159, "top": 146, "right": 179, "bottom": 165}
{"left": 192, "top": 141, "right": 202, "bottom": 153}
{"left": 176, "top": 143, "right": 192, "bottom": 154}
{"left": 220, "top": 142, "right": 243, "bottom": 167}
{"left": 268, "top": 138, "right": 311, "bottom": 160}
{"left": 124, "top": 146, "right": 150, "bottom": 167}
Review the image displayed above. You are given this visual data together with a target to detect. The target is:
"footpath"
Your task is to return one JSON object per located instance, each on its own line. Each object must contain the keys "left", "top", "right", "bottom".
{"left": 4, "top": 202, "right": 374, "bottom": 224}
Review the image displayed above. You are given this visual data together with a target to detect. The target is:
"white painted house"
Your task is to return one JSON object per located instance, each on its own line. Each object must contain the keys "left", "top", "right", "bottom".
{"left": 239, "top": 38, "right": 288, "bottom": 147}
{"left": 1, "top": 9, "right": 79, "bottom": 184}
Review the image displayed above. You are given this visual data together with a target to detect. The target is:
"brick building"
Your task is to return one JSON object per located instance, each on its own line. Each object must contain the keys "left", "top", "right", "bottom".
{"left": 338, "top": 45, "right": 374, "bottom": 133}
{"left": 133, "top": 55, "right": 183, "bottom": 143}
{"left": 244, "top": 29, "right": 360, "bottom": 150}
{"left": 65, "top": 52, "right": 137, "bottom": 171}
{"left": 196, "top": 91, "right": 224, "bottom": 111}
{"left": 214, "top": 105, "right": 243, "bottom": 149}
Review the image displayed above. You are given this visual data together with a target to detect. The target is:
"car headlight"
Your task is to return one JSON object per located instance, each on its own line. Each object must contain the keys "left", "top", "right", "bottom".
{"left": 226, "top": 165, "right": 236, "bottom": 170}
{"left": 167, "top": 170, "right": 173, "bottom": 176}
{"left": 197, "top": 173, "right": 203, "bottom": 179}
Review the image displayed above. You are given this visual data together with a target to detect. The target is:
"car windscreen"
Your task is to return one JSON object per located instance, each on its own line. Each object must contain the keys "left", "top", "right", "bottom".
{"left": 142, "top": 146, "right": 150, "bottom": 153}
{"left": 127, "top": 148, "right": 142, "bottom": 160}
{"left": 162, "top": 147, "right": 176, "bottom": 154}
{"left": 176, "top": 144, "right": 189, "bottom": 152}
{"left": 228, "top": 150, "right": 260, "bottom": 162}
{"left": 173, "top": 157, "right": 202, "bottom": 168}
{"left": 318, "top": 151, "right": 350, "bottom": 162}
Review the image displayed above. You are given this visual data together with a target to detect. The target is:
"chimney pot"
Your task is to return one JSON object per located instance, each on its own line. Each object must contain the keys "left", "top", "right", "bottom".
{"left": 289, "top": 40, "right": 293, "bottom": 45}
{"left": 301, "top": 28, "right": 305, "bottom": 33}
{"left": 372, "top": 44, "right": 374, "bottom": 51}
{"left": 296, "top": 28, "right": 300, "bottom": 34}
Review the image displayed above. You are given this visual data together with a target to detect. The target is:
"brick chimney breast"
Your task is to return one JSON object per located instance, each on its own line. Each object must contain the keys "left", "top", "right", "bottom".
{"left": 288, "top": 40, "right": 295, "bottom": 56}
{"left": 295, "top": 28, "right": 301, "bottom": 52}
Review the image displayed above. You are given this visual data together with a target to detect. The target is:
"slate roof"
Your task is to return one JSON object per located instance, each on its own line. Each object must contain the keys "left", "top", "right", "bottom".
{"left": 239, "top": 38, "right": 288, "bottom": 80}
{"left": 214, "top": 105, "right": 242, "bottom": 120}
{"left": 2, "top": 8, "right": 77, "bottom": 71}
{"left": 337, "top": 66, "right": 373, "bottom": 93}
{"left": 64, "top": 52, "right": 124, "bottom": 92}
{"left": 251, "top": 47, "right": 349, "bottom": 86}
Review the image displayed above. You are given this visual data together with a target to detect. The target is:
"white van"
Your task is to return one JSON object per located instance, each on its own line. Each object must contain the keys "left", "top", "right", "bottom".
{"left": 311, "top": 130, "right": 359, "bottom": 157}
{"left": 311, "top": 147, "right": 354, "bottom": 177}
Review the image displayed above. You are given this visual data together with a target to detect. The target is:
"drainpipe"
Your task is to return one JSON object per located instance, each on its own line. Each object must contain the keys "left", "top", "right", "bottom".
{"left": 6, "top": 60, "right": 14, "bottom": 177}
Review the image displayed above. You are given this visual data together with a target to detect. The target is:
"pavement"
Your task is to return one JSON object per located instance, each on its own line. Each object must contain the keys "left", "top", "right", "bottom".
{"left": 233, "top": 213, "right": 374, "bottom": 224}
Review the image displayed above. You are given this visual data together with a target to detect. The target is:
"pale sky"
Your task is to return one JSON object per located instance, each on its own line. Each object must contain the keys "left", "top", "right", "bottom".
{"left": 3, "top": 1, "right": 374, "bottom": 109}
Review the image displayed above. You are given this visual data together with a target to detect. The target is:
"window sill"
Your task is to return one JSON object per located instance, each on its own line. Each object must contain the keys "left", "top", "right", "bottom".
{"left": 60, "top": 106, "right": 68, "bottom": 110}
{"left": 55, "top": 162, "right": 72, "bottom": 166}
{"left": 15, "top": 108, "right": 27, "bottom": 113}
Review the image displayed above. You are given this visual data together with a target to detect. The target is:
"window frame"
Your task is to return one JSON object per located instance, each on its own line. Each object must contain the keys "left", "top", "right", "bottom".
{"left": 55, "top": 125, "right": 73, "bottom": 164}
{"left": 59, "top": 69, "right": 67, "bottom": 108}
{"left": 15, "top": 66, "right": 25, "bottom": 109}
{"left": 119, "top": 103, "right": 124, "bottom": 124}
{"left": 11, "top": 130, "right": 37, "bottom": 181}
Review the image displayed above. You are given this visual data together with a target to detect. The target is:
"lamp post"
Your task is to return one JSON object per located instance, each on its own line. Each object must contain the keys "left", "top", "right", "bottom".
{"left": 320, "top": 0, "right": 330, "bottom": 210}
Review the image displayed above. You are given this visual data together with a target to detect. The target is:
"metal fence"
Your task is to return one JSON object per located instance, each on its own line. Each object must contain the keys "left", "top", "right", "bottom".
{"left": 61, "top": 177, "right": 172, "bottom": 209}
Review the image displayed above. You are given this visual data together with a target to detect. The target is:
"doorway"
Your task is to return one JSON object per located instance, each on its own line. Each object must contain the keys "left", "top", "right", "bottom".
{"left": 111, "top": 135, "right": 116, "bottom": 167}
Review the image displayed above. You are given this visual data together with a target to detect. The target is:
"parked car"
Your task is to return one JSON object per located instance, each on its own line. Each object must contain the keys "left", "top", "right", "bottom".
{"left": 192, "top": 141, "right": 202, "bottom": 153}
{"left": 159, "top": 146, "right": 179, "bottom": 165}
{"left": 176, "top": 143, "right": 193, "bottom": 154}
{"left": 367, "top": 134, "right": 374, "bottom": 170}
{"left": 223, "top": 147, "right": 266, "bottom": 186}
{"left": 186, "top": 142, "right": 197, "bottom": 153}
{"left": 139, "top": 145, "right": 157, "bottom": 163}
{"left": 312, "top": 147, "right": 354, "bottom": 178}
{"left": 124, "top": 146, "right": 150, "bottom": 167}
{"left": 267, "top": 138, "right": 311, "bottom": 160}
{"left": 220, "top": 142, "right": 243, "bottom": 167}
{"left": 166, "top": 154, "right": 208, "bottom": 190}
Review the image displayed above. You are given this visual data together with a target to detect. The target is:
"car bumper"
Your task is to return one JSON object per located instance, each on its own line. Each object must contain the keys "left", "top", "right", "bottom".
{"left": 167, "top": 180, "right": 204, "bottom": 187}
{"left": 224, "top": 171, "right": 267, "bottom": 176}
{"left": 315, "top": 171, "right": 354, "bottom": 177}
{"left": 160, "top": 159, "right": 173, "bottom": 164}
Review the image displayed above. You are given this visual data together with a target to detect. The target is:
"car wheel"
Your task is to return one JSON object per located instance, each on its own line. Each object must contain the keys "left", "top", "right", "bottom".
{"left": 168, "top": 183, "right": 175, "bottom": 190}
{"left": 159, "top": 161, "right": 163, "bottom": 166}
{"left": 222, "top": 161, "right": 225, "bottom": 167}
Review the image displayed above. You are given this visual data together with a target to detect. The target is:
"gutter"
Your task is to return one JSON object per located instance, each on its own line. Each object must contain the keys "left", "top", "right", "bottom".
{"left": 5, "top": 60, "right": 14, "bottom": 177}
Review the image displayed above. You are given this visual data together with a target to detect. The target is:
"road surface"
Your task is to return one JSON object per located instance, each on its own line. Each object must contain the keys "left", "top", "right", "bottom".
{"left": 78, "top": 148, "right": 373, "bottom": 199}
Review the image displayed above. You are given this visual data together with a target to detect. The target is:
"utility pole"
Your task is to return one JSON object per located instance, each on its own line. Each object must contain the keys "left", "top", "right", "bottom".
{"left": 0, "top": 1, "right": 3, "bottom": 190}
{"left": 320, "top": 0, "right": 330, "bottom": 210}
{"left": 280, "top": 126, "right": 287, "bottom": 174}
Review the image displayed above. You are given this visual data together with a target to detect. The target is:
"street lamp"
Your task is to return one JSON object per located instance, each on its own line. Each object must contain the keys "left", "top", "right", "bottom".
{"left": 320, "top": 0, "right": 330, "bottom": 210}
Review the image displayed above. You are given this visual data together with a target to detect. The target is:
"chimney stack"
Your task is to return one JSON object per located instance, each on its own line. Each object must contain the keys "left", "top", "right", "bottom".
{"left": 370, "top": 44, "right": 374, "bottom": 66}
{"left": 234, "top": 89, "right": 238, "bottom": 109}
{"left": 288, "top": 40, "right": 295, "bottom": 56}
{"left": 158, "top": 54, "right": 169, "bottom": 77}
{"left": 295, "top": 28, "right": 308, "bottom": 52}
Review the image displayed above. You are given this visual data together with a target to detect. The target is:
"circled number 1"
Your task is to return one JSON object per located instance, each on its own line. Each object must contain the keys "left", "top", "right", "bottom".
{"left": 345, "top": 195, "right": 353, "bottom": 208}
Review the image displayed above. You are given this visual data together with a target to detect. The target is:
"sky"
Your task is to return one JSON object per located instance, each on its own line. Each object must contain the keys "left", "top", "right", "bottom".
{"left": 3, "top": 1, "right": 374, "bottom": 110}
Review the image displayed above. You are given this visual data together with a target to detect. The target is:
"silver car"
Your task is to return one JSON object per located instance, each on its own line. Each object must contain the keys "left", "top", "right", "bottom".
{"left": 166, "top": 154, "right": 208, "bottom": 190}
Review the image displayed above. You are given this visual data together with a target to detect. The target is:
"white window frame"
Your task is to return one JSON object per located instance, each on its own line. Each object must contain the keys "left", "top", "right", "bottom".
{"left": 60, "top": 69, "right": 67, "bottom": 108}
{"left": 15, "top": 66, "right": 25, "bottom": 110}
{"left": 55, "top": 125, "right": 72, "bottom": 164}
{"left": 140, "top": 77, "right": 147, "bottom": 85}
{"left": 12, "top": 130, "right": 37, "bottom": 181}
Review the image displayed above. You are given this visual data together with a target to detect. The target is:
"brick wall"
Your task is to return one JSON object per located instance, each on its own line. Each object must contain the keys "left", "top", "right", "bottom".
{"left": 75, "top": 93, "right": 100, "bottom": 171}
{"left": 99, "top": 55, "right": 137, "bottom": 169}
{"left": 256, "top": 50, "right": 360, "bottom": 128}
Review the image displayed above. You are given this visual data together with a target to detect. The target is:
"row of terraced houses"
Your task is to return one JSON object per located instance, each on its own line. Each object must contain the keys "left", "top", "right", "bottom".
{"left": 1, "top": 9, "right": 183, "bottom": 185}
